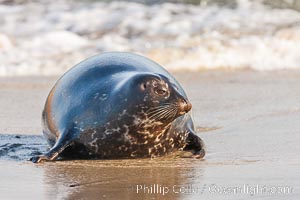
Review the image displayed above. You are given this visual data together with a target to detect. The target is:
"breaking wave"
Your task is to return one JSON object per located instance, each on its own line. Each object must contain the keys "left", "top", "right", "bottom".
{"left": 1, "top": 0, "right": 300, "bottom": 76}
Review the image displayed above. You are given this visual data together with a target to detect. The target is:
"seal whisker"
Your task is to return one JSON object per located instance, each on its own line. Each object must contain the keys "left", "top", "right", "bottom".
{"left": 148, "top": 106, "right": 169, "bottom": 112}
{"left": 147, "top": 106, "right": 171, "bottom": 116}
{"left": 149, "top": 106, "right": 169, "bottom": 114}
{"left": 152, "top": 106, "right": 174, "bottom": 120}
{"left": 165, "top": 107, "right": 176, "bottom": 120}
{"left": 157, "top": 110, "right": 169, "bottom": 119}
{"left": 162, "top": 109, "right": 173, "bottom": 119}
{"left": 135, "top": 103, "right": 176, "bottom": 124}
{"left": 147, "top": 103, "right": 174, "bottom": 112}
{"left": 165, "top": 108, "right": 176, "bottom": 119}
{"left": 149, "top": 110, "right": 168, "bottom": 120}
{"left": 171, "top": 107, "right": 178, "bottom": 118}
{"left": 149, "top": 109, "right": 168, "bottom": 120}
{"left": 147, "top": 104, "right": 173, "bottom": 112}
{"left": 168, "top": 107, "right": 177, "bottom": 117}
{"left": 148, "top": 107, "right": 169, "bottom": 114}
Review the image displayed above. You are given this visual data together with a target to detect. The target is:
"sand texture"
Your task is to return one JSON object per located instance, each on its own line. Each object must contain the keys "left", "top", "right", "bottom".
{"left": 0, "top": 71, "right": 300, "bottom": 199}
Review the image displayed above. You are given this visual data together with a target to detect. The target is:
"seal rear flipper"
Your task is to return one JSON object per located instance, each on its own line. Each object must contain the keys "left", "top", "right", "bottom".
{"left": 30, "top": 129, "right": 76, "bottom": 163}
{"left": 182, "top": 131, "right": 206, "bottom": 159}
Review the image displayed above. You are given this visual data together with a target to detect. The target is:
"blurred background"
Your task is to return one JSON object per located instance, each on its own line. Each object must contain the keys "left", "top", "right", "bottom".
{"left": 0, "top": 0, "right": 300, "bottom": 76}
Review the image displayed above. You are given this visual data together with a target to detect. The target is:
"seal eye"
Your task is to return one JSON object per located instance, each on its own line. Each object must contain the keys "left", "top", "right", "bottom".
{"left": 140, "top": 83, "right": 147, "bottom": 91}
{"left": 155, "top": 88, "right": 167, "bottom": 96}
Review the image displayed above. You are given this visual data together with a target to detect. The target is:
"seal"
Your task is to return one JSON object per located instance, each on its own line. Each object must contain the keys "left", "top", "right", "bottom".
{"left": 30, "top": 52, "right": 205, "bottom": 163}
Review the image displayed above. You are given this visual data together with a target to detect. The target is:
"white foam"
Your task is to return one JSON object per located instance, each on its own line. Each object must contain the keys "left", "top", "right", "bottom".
{"left": 1, "top": 0, "right": 300, "bottom": 76}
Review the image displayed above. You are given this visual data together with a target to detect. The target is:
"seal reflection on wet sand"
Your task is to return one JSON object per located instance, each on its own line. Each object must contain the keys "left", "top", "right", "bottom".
{"left": 30, "top": 52, "right": 205, "bottom": 163}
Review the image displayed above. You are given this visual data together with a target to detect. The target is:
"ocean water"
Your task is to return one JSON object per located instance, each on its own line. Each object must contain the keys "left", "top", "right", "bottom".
{"left": 0, "top": 0, "right": 300, "bottom": 76}
{"left": 0, "top": 134, "right": 47, "bottom": 161}
{"left": 93, "top": 0, "right": 300, "bottom": 10}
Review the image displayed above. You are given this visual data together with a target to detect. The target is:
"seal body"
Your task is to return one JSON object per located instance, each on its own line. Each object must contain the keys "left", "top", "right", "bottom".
{"left": 31, "top": 52, "right": 205, "bottom": 162}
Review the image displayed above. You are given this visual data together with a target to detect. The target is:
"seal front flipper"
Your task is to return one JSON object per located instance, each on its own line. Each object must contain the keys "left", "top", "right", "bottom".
{"left": 172, "top": 115, "right": 205, "bottom": 159}
{"left": 182, "top": 131, "right": 206, "bottom": 159}
{"left": 30, "top": 129, "right": 75, "bottom": 163}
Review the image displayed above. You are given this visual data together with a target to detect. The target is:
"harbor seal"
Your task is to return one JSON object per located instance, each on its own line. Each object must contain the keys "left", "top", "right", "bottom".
{"left": 30, "top": 52, "right": 205, "bottom": 163}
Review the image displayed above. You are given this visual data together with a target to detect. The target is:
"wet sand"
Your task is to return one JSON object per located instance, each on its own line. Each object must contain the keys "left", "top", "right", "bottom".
{"left": 0, "top": 71, "right": 300, "bottom": 199}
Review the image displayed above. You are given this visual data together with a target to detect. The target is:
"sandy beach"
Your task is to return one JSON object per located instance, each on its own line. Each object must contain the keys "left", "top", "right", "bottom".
{"left": 0, "top": 70, "right": 299, "bottom": 199}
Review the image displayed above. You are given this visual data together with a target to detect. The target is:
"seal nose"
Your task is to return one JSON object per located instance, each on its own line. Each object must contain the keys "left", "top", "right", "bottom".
{"left": 185, "top": 102, "right": 192, "bottom": 112}
{"left": 179, "top": 99, "right": 192, "bottom": 114}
